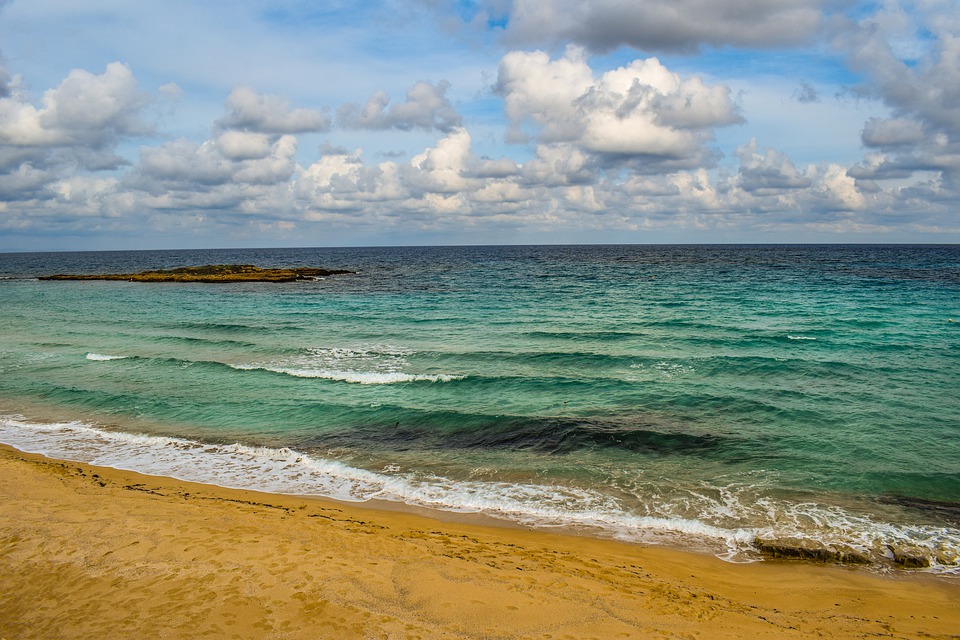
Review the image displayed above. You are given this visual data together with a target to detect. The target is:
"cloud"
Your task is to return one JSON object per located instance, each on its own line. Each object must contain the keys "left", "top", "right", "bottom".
{"left": 0, "top": 60, "right": 150, "bottom": 217}
{"left": 337, "top": 80, "right": 463, "bottom": 132}
{"left": 403, "top": 127, "right": 474, "bottom": 193}
{"left": 735, "top": 139, "right": 813, "bottom": 194}
{"left": 500, "top": 0, "right": 827, "bottom": 53}
{"left": 496, "top": 48, "right": 741, "bottom": 171}
{"left": 794, "top": 82, "right": 819, "bottom": 104}
{"left": 5, "top": 9, "right": 960, "bottom": 251}
{"left": 519, "top": 143, "right": 596, "bottom": 186}
{"left": 840, "top": 1, "right": 960, "bottom": 189}
{"left": 215, "top": 86, "right": 330, "bottom": 134}
{"left": 861, "top": 117, "right": 926, "bottom": 148}
{"left": 216, "top": 130, "right": 274, "bottom": 161}
{"left": 465, "top": 157, "right": 520, "bottom": 178}
{"left": 118, "top": 88, "right": 327, "bottom": 218}
{"left": 294, "top": 147, "right": 410, "bottom": 219}
{"left": 0, "top": 57, "right": 11, "bottom": 99}
{"left": 0, "top": 62, "right": 149, "bottom": 150}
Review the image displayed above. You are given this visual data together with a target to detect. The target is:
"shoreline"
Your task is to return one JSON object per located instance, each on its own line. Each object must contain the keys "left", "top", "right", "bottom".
{"left": 2, "top": 408, "right": 958, "bottom": 574}
{"left": 2, "top": 443, "right": 959, "bottom": 639}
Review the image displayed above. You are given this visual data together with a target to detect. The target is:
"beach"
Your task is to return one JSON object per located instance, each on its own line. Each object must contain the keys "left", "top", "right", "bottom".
{"left": 2, "top": 443, "right": 958, "bottom": 639}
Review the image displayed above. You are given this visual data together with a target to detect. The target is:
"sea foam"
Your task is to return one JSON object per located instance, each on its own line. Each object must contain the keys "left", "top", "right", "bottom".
{"left": 230, "top": 345, "right": 463, "bottom": 384}
{"left": 1, "top": 415, "right": 957, "bottom": 571}
{"left": 230, "top": 364, "right": 461, "bottom": 384}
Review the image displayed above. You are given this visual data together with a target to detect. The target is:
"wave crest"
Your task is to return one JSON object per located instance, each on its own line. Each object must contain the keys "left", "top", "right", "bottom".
{"left": 231, "top": 345, "right": 463, "bottom": 384}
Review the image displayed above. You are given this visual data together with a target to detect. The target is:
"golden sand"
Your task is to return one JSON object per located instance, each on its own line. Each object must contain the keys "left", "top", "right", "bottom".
{"left": 1, "top": 443, "right": 958, "bottom": 639}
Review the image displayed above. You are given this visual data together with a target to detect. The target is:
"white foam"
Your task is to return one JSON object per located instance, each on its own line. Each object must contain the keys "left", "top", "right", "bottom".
{"left": 0, "top": 415, "right": 956, "bottom": 571}
{"left": 86, "top": 353, "right": 128, "bottom": 361}
{"left": 230, "top": 363, "right": 460, "bottom": 384}
{"left": 230, "top": 345, "right": 462, "bottom": 384}
{"left": 0, "top": 416, "right": 755, "bottom": 552}
{"left": 787, "top": 335, "right": 817, "bottom": 341}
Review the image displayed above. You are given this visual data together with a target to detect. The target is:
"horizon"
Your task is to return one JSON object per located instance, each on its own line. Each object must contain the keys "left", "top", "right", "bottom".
{"left": 2, "top": 1, "right": 960, "bottom": 250}
{"left": 4, "top": 241, "right": 960, "bottom": 256}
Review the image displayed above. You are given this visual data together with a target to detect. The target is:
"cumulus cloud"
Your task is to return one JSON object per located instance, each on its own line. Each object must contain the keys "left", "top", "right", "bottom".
{"left": 723, "top": 141, "right": 869, "bottom": 215}
{"left": 861, "top": 117, "right": 926, "bottom": 148}
{"left": 500, "top": 0, "right": 827, "bottom": 53}
{"left": 131, "top": 119, "right": 302, "bottom": 211}
{"left": 404, "top": 127, "right": 473, "bottom": 194}
{"left": 496, "top": 48, "right": 741, "bottom": 171}
{"left": 735, "top": 139, "right": 813, "bottom": 194}
{"left": 0, "top": 62, "right": 149, "bottom": 150}
{"left": 298, "top": 154, "right": 414, "bottom": 224}
{"left": 5, "top": 20, "right": 960, "bottom": 248}
{"left": 841, "top": 2, "right": 960, "bottom": 190}
{"left": 124, "top": 86, "right": 335, "bottom": 212}
{"left": 465, "top": 157, "right": 520, "bottom": 179}
{"left": 216, "top": 130, "right": 274, "bottom": 161}
{"left": 215, "top": 86, "right": 330, "bottom": 134}
{"left": 519, "top": 143, "right": 596, "bottom": 186}
{"left": 337, "top": 80, "right": 463, "bottom": 132}
{"left": 0, "top": 60, "right": 151, "bottom": 222}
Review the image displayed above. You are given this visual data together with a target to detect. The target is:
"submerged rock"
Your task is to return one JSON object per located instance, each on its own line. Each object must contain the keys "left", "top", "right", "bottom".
{"left": 39, "top": 264, "right": 354, "bottom": 283}
{"left": 755, "top": 537, "right": 872, "bottom": 565}
{"left": 880, "top": 495, "right": 960, "bottom": 526}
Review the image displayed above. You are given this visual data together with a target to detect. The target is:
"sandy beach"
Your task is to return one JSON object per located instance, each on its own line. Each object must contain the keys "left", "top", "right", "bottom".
{"left": 1, "top": 443, "right": 958, "bottom": 639}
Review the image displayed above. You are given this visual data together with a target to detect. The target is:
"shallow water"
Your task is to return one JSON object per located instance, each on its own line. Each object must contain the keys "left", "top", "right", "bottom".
{"left": 1, "top": 245, "right": 958, "bottom": 570}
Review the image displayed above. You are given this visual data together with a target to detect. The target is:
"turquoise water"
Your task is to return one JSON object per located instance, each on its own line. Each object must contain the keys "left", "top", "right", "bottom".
{"left": 1, "top": 245, "right": 958, "bottom": 570}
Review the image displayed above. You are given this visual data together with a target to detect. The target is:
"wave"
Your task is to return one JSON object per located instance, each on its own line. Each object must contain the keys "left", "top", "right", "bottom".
{"left": 230, "top": 363, "right": 461, "bottom": 384}
{"left": 230, "top": 345, "right": 463, "bottom": 385}
{"left": 0, "top": 416, "right": 957, "bottom": 571}
{"left": 85, "top": 353, "right": 129, "bottom": 361}
{"left": 79, "top": 347, "right": 461, "bottom": 385}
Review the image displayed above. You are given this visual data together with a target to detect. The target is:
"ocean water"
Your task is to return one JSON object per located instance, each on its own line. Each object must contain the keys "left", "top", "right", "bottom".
{"left": 1, "top": 245, "right": 958, "bottom": 571}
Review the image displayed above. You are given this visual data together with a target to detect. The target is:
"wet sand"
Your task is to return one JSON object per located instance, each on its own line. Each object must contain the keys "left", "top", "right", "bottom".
{"left": 1, "top": 443, "right": 958, "bottom": 639}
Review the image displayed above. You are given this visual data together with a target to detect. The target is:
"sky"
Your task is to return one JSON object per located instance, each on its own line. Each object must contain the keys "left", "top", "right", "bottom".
{"left": 1, "top": 0, "right": 959, "bottom": 250}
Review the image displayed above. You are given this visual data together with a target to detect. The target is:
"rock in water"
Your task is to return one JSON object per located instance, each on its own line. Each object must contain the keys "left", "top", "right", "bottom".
{"left": 39, "top": 264, "right": 354, "bottom": 283}
{"left": 755, "top": 538, "right": 872, "bottom": 565}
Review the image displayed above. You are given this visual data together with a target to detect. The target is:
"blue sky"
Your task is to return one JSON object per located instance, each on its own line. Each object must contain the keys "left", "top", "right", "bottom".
{"left": 1, "top": 0, "right": 958, "bottom": 250}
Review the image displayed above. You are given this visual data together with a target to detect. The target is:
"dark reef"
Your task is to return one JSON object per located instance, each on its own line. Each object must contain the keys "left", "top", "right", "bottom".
{"left": 39, "top": 264, "right": 354, "bottom": 283}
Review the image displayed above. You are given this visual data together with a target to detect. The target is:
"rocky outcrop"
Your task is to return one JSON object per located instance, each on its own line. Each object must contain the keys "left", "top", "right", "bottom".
{"left": 755, "top": 538, "right": 872, "bottom": 565}
{"left": 40, "top": 264, "right": 354, "bottom": 283}
{"left": 887, "top": 545, "right": 932, "bottom": 568}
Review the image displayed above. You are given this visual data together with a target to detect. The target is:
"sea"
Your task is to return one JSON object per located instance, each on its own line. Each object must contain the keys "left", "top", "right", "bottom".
{"left": 1, "top": 245, "right": 958, "bottom": 573}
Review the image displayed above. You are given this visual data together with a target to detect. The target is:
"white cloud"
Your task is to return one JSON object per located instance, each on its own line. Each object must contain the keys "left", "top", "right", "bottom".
{"left": 137, "top": 139, "right": 232, "bottom": 187}
{"left": 736, "top": 139, "right": 813, "bottom": 194}
{"left": 294, "top": 148, "right": 406, "bottom": 214}
{"left": 519, "top": 143, "right": 595, "bottom": 186}
{"left": 216, "top": 130, "right": 273, "bottom": 161}
{"left": 841, "top": 1, "right": 960, "bottom": 188}
{"left": 4, "top": 1, "right": 960, "bottom": 248}
{"left": 466, "top": 157, "right": 519, "bottom": 179}
{"left": 216, "top": 86, "right": 330, "bottom": 134}
{"left": 404, "top": 127, "right": 473, "bottom": 194}
{"left": 497, "top": 48, "right": 740, "bottom": 170}
{"left": 337, "top": 80, "right": 463, "bottom": 132}
{"left": 0, "top": 62, "right": 148, "bottom": 150}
